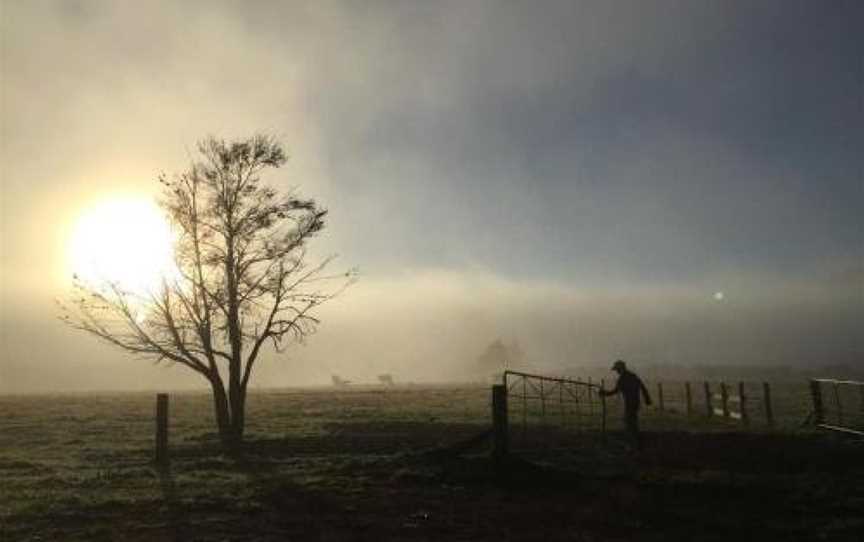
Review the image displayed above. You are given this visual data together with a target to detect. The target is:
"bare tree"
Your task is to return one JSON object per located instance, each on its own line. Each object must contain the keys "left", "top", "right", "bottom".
{"left": 61, "top": 135, "right": 354, "bottom": 449}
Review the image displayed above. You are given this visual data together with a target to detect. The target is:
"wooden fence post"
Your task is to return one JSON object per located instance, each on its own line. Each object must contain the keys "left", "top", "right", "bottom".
{"left": 685, "top": 382, "right": 693, "bottom": 417}
{"left": 155, "top": 393, "right": 169, "bottom": 465}
{"left": 809, "top": 380, "right": 824, "bottom": 425}
{"left": 720, "top": 382, "right": 730, "bottom": 418}
{"left": 739, "top": 382, "right": 749, "bottom": 427}
{"left": 762, "top": 382, "right": 774, "bottom": 428}
{"left": 657, "top": 382, "right": 665, "bottom": 413}
{"left": 492, "top": 385, "right": 509, "bottom": 461}
{"left": 704, "top": 382, "right": 713, "bottom": 417}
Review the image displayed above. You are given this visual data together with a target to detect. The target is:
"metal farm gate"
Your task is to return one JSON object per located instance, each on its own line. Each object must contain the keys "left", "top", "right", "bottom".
{"left": 492, "top": 371, "right": 609, "bottom": 457}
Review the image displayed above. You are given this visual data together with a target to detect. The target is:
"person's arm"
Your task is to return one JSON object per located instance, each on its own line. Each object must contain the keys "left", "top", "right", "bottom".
{"left": 639, "top": 378, "right": 653, "bottom": 406}
{"left": 600, "top": 378, "right": 620, "bottom": 397}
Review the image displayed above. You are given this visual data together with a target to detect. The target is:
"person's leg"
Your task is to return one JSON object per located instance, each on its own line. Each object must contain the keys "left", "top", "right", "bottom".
{"left": 625, "top": 408, "right": 641, "bottom": 450}
{"left": 633, "top": 410, "right": 643, "bottom": 450}
{"left": 624, "top": 409, "right": 637, "bottom": 447}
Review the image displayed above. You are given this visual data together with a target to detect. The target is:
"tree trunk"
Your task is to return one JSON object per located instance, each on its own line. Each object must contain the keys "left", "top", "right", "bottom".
{"left": 224, "top": 353, "right": 245, "bottom": 449}
{"left": 210, "top": 377, "right": 234, "bottom": 449}
{"left": 224, "top": 236, "right": 245, "bottom": 451}
{"left": 229, "top": 380, "right": 246, "bottom": 446}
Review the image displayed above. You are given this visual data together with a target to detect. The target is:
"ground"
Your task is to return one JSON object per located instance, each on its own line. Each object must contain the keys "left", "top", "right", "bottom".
{"left": 1, "top": 386, "right": 862, "bottom": 541}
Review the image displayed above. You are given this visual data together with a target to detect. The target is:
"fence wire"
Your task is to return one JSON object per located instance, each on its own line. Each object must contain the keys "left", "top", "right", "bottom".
{"left": 638, "top": 380, "right": 817, "bottom": 431}
{"left": 499, "top": 372, "right": 860, "bottom": 456}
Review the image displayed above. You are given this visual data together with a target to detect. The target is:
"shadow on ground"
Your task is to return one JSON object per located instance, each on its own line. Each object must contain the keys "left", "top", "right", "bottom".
{"left": 4, "top": 423, "right": 863, "bottom": 541}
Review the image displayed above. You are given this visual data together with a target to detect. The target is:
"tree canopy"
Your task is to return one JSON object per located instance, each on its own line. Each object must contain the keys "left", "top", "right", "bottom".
{"left": 62, "top": 135, "right": 354, "bottom": 447}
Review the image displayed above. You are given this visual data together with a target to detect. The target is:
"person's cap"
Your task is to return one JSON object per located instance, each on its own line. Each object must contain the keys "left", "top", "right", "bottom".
{"left": 611, "top": 360, "right": 626, "bottom": 371}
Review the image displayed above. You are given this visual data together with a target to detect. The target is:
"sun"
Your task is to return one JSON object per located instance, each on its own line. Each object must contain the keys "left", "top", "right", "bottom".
{"left": 68, "top": 197, "right": 177, "bottom": 296}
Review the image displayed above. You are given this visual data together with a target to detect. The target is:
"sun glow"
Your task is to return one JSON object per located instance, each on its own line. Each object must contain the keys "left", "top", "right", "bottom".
{"left": 68, "top": 197, "right": 178, "bottom": 296}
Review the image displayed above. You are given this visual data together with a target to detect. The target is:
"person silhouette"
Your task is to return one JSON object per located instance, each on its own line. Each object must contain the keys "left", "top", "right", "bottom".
{"left": 600, "top": 360, "right": 652, "bottom": 450}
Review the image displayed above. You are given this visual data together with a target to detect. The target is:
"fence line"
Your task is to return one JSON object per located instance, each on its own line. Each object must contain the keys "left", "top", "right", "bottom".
{"left": 642, "top": 380, "right": 784, "bottom": 429}
{"left": 498, "top": 374, "right": 779, "bottom": 445}
{"left": 491, "top": 373, "right": 859, "bottom": 458}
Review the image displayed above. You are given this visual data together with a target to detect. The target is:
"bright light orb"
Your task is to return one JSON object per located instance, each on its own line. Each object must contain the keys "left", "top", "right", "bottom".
{"left": 68, "top": 197, "right": 177, "bottom": 296}
{"left": 713, "top": 291, "right": 725, "bottom": 301}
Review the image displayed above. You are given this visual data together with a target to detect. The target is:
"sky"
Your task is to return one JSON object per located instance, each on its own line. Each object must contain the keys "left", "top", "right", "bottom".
{"left": 1, "top": 0, "right": 862, "bottom": 392}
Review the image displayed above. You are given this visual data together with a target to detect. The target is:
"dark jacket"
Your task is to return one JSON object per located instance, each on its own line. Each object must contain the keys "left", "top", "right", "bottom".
{"left": 604, "top": 370, "right": 652, "bottom": 412}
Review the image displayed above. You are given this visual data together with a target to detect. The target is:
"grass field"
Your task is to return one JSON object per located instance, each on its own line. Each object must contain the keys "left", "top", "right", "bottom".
{"left": 2, "top": 385, "right": 862, "bottom": 541}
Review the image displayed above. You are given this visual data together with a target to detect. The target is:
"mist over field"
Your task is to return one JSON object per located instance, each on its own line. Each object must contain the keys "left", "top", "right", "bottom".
{"left": 3, "top": 268, "right": 861, "bottom": 392}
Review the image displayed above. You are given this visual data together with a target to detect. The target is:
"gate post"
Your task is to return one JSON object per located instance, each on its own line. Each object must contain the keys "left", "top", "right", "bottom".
{"left": 155, "top": 393, "right": 169, "bottom": 465}
{"left": 492, "top": 385, "right": 509, "bottom": 461}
